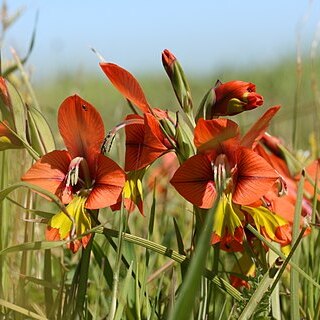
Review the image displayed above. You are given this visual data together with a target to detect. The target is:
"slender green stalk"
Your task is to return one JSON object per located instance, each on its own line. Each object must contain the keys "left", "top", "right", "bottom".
{"left": 108, "top": 205, "right": 126, "bottom": 320}
{"left": 290, "top": 172, "right": 305, "bottom": 320}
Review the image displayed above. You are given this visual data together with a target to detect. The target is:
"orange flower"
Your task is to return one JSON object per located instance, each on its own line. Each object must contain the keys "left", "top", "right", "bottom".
{"left": 21, "top": 95, "right": 126, "bottom": 252}
{"left": 22, "top": 95, "right": 125, "bottom": 209}
{"left": 171, "top": 107, "right": 291, "bottom": 250}
{"left": 171, "top": 118, "right": 279, "bottom": 209}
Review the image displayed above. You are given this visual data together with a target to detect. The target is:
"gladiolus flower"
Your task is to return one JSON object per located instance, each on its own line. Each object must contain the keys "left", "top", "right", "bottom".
{"left": 210, "top": 80, "right": 263, "bottom": 117}
{"left": 22, "top": 95, "right": 125, "bottom": 209}
{"left": 22, "top": 95, "right": 125, "bottom": 252}
{"left": 171, "top": 111, "right": 290, "bottom": 250}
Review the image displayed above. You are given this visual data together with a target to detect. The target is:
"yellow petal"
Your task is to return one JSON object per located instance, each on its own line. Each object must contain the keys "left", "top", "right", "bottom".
{"left": 213, "top": 194, "right": 245, "bottom": 237}
{"left": 49, "top": 196, "right": 91, "bottom": 240}
{"left": 243, "top": 205, "right": 288, "bottom": 241}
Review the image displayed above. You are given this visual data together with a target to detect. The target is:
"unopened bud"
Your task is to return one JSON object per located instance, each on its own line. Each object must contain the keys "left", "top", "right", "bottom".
{"left": 210, "top": 80, "right": 263, "bottom": 118}
{"left": 162, "top": 49, "right": 194, "bottom": 117}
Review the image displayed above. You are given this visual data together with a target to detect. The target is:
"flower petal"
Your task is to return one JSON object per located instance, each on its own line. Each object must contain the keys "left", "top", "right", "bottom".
{"left": 46, "top": 196, "right": 92, "bottom": 253}
{"left": 125, "top": 113, "right": 170, "bottom": 171}
{"left": 211, "top": 196, "right": 245, "bottom": 251}
{"left": 194, "top": 118, "right": 239, "bottom": 153}
{"left": 100, "top": 62, "right": 150, "bottom": 113}
{"left": 124, "top": 114, "right": 145, "bottom": 171}
{"left": 58, "top": 95, "right": 105, "bottom": 170}
{"left": 241, "top": 106, "right": 281, "bottom": 149}
{"left": 243, "top": 205, "right": 291, "bottom": 245}
{"left": 232, "top": 147, "right": 279, "bottom": 205}
{"left": 85, "top": 154, "right": 125, "bottom": 209}
{"left": 21, "top": 150, "right": 72, "bottom": 203}
{"left": 170, "top": 154, "right": 216, "bottom": 208}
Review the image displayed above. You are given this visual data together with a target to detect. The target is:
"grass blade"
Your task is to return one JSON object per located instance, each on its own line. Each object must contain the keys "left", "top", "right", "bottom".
{"left": 167, "top": 198, "right": 219, "bottom": 320}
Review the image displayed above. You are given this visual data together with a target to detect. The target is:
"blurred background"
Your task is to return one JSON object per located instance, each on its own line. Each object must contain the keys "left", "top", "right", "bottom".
{"left": 2, "top": 0, "right": 320, "bottom": 147}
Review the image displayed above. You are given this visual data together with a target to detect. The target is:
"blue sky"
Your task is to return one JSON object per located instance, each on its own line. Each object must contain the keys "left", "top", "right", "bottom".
{"left": 4, "top": 1, "right": 320, "bottom": 80}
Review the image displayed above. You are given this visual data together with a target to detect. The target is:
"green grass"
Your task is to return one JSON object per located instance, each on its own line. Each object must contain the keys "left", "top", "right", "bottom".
{"left": 0, "top": 54, "right": 320, "bottom": 319}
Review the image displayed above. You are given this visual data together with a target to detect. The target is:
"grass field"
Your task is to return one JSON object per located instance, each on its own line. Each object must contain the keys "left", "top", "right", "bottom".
{"left": 0, "top": 41, "right": 320, "bottom": 320}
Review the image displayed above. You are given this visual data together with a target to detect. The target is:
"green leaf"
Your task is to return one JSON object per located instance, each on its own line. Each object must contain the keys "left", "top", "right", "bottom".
{"left": 92, "top": 240, "right": 114, "bottom": 289}
{"left": 168, "top": 198, "right": 219, "bottom": 320}
{"left": 0, "top": 240, "right": 66, "bottom": 256}
{"left": 114, "top": 261, "right": 134, "bottom": 320}
{"left": 73, "top": 235, "right": 94, "bottom": 318}
{"left": 0, "top": 298, "right": 47, "bottom": 320}
{"left": 26, "top": 104, "right": 55, "bottom": 156}
{"left": 0, "top": 181, "right": 66, "bottom": 213}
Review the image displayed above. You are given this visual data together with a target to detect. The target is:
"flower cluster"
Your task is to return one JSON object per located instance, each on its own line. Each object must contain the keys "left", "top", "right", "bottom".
{"left": 2, "top": 49, "right": 317, "bottom": 288}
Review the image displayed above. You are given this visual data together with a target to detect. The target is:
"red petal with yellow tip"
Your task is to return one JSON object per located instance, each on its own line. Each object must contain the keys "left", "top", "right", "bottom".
{"left": 194, "top": 118, "right": 239, "bottom": 153}
{"left": 232, "top": 147, "right": 279, "bottom": 205}
{"left": 100, "top": 62, "right": 150, "bottom": 113}
{"left": 21, "top": 150, "right": 72, "bottom": 203}
{"left": 170, "top": 154, "right": 216, "bottom": 208}
{"left": 58, "top": 95, "right": 105, "bottom": 171}
{"left": 85, "top": 154, "right": 125, "bottom": 209}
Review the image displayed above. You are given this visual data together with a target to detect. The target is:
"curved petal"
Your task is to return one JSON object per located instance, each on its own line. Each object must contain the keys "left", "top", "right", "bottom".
{"left": 85, "top": 154, "right": 125, "bottom": 209}
{"left": 100, "top": 62, "right": 150, "bottom": 113}
{"left": 125, "top": 114, "right": 146, "bottom": 171}
{"left": 241, "top": 105, "right": 281, "bottom": 149}
{"left": 232, "top": 147, "right": 279, "bottom": 205}
{"left": 21, "top": 150, "right": 72, "bottom": 203}
{"left": 194, "top": 118, "right": 240, "bottom": 153}
{"left": 125, "top": 113, "right": 170, "bottom": 171}
{"left": 170, "top": 154, "right": 216, "bottom": 208}
{"left": 243, "top": 205, "right": 291, "bottom": 245}
{"left": 58, "top": 95, "right": 105, "bottom": 171}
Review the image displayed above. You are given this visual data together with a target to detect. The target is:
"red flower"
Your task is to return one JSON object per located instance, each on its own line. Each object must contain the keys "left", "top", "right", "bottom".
{"left": 22, "top": 95, "right": 125, "bottom": 209}
{"left": 171, "top": 108, "right": 290, "bottom": 250}
{"left": 21, "top": 95, "right": 125, "bottom": 252}
{"left": 210, "top": 80, "right": 263, "bottom": 117}
{"left": 171, "top": 118, "right": 279, "bottom": 209}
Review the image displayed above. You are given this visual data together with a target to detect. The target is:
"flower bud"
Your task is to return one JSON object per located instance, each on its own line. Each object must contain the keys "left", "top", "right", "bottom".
{"left": 210, "top": 80, "right": 263, "bottom": 117}
{"left": 162, "top": 49, "right": 193, "bottom": 117}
